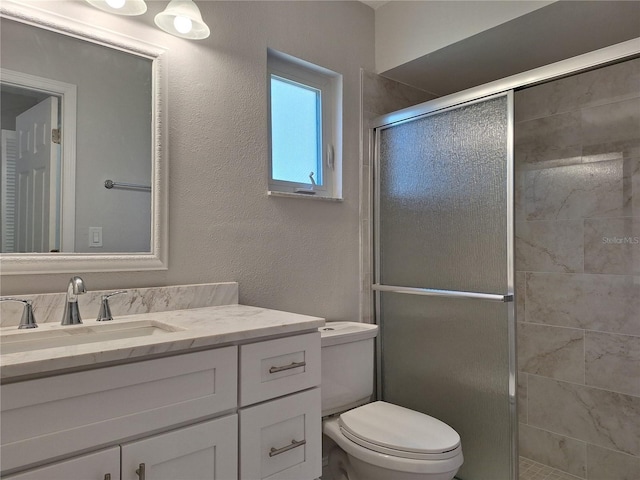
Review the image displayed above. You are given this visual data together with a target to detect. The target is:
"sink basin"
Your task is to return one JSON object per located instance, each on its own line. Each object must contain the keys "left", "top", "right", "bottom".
{"left": 1, "top": 320, "right": 182, "bottom": 354}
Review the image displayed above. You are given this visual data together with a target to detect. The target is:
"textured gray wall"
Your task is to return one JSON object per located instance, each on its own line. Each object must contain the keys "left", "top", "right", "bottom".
{"left": 1, "top": 1, "right": 375, "bottom": 324}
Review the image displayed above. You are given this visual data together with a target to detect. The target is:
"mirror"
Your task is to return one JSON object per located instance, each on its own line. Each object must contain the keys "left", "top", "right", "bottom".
{"left": 0, "top": 2, "right": 167, "bottom": 275}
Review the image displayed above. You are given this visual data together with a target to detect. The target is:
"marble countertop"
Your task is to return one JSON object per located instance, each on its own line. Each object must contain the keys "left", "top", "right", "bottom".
{"left": 0, "top": 304, "right": 324, "bottom": 382}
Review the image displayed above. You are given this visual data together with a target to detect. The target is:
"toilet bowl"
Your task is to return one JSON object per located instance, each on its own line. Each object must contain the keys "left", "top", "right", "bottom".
{"left": 320, "top": 322, "right": 463, "bottom": 480}
{"left": 323, "top": 402, "right": 463, "bottom": 480}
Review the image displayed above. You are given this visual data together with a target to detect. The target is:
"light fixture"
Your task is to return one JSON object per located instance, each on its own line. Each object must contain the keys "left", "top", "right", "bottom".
{"left": 154, "top": 0, "right": 210, "bottom": 40}
{"left": 85, "top": 0, "right": 147, "bottom": 16}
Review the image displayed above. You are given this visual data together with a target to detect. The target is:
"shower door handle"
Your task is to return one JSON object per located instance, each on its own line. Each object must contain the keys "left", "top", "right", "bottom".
{"left": 372, "top": 284, "right": 513, "bottom": 302}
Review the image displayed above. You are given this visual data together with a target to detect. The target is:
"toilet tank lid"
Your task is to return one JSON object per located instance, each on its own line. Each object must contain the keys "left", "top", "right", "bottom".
{"left": 319, "top": 321, "right": 378, "bottom": 347}
{"left": 339, "top": 401, "right": 461, "bottom": 455}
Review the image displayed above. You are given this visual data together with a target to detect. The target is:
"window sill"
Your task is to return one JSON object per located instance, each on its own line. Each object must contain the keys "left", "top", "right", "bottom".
{"left": 267, "top": 191, "right": 343, "bottom": 202}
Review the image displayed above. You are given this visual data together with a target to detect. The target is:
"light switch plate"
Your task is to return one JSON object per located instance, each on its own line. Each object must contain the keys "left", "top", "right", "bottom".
{"left": 89, "top": 227, "right": 103, "bottom": 247}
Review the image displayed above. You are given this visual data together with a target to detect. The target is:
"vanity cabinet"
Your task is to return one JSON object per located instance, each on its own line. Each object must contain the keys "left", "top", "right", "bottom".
{"left": 1, "top": 331, "right": 321, "bottom": 480}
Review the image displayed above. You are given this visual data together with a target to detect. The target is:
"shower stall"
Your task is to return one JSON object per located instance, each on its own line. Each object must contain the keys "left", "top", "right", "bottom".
{"left": 368, "top": 40, "right": 639, "bottom": 480}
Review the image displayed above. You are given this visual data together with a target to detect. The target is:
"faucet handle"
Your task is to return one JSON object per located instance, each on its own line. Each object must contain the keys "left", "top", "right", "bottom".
{"left": 0, "top": 297, "right": 38, "bottom": 329}
{"left": 97, "top": 291, "right": 127, "bottom": 322}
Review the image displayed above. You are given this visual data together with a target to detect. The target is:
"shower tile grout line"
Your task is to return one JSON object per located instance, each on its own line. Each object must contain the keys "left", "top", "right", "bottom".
{"left": 519, "top": 456, "right": 584, "bottom": 480}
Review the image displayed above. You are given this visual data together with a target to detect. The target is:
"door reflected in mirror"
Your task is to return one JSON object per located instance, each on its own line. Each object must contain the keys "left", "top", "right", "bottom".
{"left": 2, "top": 84, "right": 62, "bottom": 253}
{"left": 1, "top": 17, "right": 153, "bottom": 254}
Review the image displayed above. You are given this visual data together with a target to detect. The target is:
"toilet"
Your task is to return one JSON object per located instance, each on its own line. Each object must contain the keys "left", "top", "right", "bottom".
{"left": 320, "top": 322, "right": 463, "bottom": 480}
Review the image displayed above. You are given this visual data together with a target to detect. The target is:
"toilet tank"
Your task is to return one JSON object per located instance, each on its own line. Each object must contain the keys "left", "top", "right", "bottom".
{"left": 319, "top": 321, "right": 378, "bottom": 417}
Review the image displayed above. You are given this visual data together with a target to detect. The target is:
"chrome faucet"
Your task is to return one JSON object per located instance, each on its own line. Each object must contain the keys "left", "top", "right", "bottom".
{"left": 97, "top": 291, "right": 127, "bottom": 321}
{"left": 61, "top": 276, "right": 87, "bottom": 325}
{"left": 0, "top": 297, "right": 38, "bottom": 329}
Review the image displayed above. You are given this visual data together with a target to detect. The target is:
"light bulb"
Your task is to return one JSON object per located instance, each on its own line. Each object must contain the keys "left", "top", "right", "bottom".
{"left": 105, "top": 0, "right": 126, "bottom": 9}
{"left": 173, "top": 15, "right": 193, "bottom": 34}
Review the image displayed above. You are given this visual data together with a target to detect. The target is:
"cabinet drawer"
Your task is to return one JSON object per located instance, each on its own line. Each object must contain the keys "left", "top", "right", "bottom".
{"left": 3, "top": 446, "right": 120, "bottom": 480}
{"left": 1, "top": 347, "right": 237, "bottom": 473}
{"left": 240, "top": 388, "right": 321, "bottom": 480}
{"left": 239, "top": 332, "right": 320, "bottom": 406}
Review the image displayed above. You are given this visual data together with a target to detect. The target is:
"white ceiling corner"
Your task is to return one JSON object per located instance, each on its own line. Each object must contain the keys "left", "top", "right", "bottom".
{"left": 360, "top": 1, "right": 389, "bottom": 10}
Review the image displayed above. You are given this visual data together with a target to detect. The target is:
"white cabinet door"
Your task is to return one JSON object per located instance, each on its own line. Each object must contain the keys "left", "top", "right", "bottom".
{"left": 121, "top": 415, "right": 238, "bottom": 480}
{"left": 4, "top": 446, "right": 120, "bottom": 480}
{"left": 240, "top": 388, "right": 321, "bottom": 480}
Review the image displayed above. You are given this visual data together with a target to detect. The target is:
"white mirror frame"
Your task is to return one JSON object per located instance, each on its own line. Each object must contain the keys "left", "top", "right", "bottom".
{"left": 0, "top": 1, "right": 168, "bottom": 275}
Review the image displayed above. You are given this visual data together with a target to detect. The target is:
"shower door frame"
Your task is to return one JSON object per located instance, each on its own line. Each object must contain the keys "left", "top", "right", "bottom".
{"left": 369, "top": 38, "right": 640, "bottom": 480}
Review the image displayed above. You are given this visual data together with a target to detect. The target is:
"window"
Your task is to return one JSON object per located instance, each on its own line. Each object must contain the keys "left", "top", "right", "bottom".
{"left": 267, "top": 49, "right": 342, "bottom": 199}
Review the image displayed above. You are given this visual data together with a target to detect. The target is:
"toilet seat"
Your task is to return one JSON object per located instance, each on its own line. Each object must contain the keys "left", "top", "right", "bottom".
{"left": 339, "top": 401, "right": 461, "bottom": 461}
{"left": 324, "top": 415, "right": 464, "bottom": 476}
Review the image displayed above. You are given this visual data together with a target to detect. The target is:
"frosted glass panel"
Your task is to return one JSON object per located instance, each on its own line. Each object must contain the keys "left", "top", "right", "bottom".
{"left": 378, "top": 96, "right": 509, "bottom": 294}
{"left": 375, "top": 93, "right": 514, "bottom": 479}
{"left": 380, "top": 292, "right": 512, "bottom": 480}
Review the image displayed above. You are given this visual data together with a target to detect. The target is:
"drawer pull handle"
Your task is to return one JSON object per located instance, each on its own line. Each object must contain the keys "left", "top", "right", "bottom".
{"left": 269, "top": 361, "right": 306, "bottom": 374}
{"left": 136, "top": 463, "right": 146, "bottom": 480}
{"left": 269, "top": 439, "right": 307, "bottom": 457}
{"left": 104, "top": 475, "right": 111, "bottom": 480}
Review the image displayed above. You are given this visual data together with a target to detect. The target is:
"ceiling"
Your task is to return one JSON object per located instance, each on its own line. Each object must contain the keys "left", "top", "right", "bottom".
{"left": 359, "top": 1, "right": 389, "bottom": 9}
{"left": 379, "top": 1, "right": 640, "bottom": 96}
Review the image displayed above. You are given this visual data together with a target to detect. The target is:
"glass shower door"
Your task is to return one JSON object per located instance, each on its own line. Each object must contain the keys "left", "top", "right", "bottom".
{"left": 374, "top": 93, "right": 516, "bottom": 480}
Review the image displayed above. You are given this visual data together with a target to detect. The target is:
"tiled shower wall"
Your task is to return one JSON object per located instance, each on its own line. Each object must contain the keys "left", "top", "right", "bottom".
{"left": 359, "top": 70, "right": 436, "bottom": 323}
{"left": 515, "top": 58, "right": 640, "bottom": 479}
